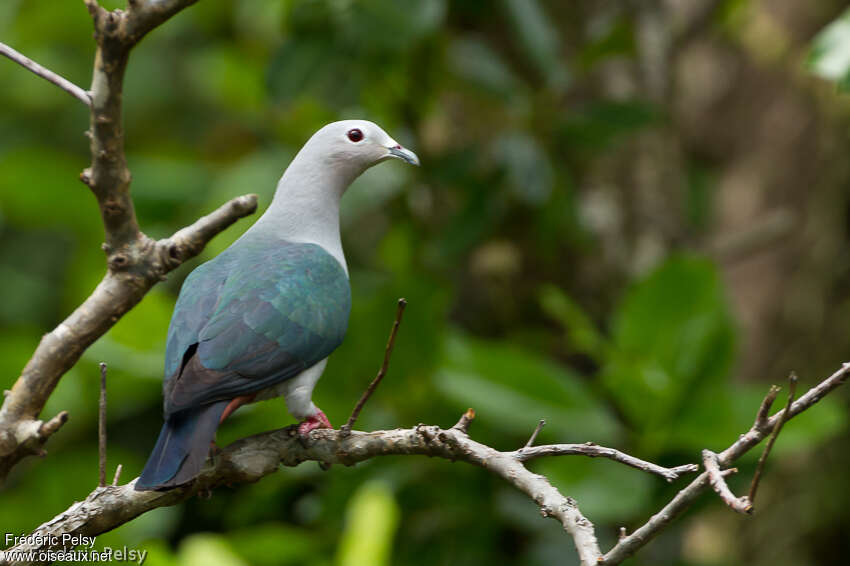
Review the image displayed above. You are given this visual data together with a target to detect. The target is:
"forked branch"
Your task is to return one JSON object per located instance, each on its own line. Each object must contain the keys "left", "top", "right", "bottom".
{"left": 0, "top": 0, "right": 256, "bottom": 480}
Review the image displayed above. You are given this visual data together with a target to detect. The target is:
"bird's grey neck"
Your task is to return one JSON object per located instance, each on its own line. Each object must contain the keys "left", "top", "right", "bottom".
{"left": 250, "top": 162, "right": 352, "bottom": 273}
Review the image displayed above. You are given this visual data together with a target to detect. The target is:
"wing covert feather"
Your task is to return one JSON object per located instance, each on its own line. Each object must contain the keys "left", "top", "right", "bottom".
{"left": 162, "top": 235, "right": 350, "bottom": 415}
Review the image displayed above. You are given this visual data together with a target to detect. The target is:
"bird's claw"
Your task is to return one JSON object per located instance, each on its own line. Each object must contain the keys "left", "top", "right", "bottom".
{"left": 297, "top": 410, "right": 332, "bottom": 439}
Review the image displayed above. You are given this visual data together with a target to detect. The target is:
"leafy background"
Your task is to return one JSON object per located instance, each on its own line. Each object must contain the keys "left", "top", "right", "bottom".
{"left": 3, "top": 1, "right": 850, "bottom": 564}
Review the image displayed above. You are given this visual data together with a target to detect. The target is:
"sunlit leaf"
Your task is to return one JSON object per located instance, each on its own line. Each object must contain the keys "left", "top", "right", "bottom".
{"left": 809, "top": 8, "right": 850, "bottom": 90}
{"left": 336, "top": 481, "right": 400, "bottom": 566}
{"left": 178, "top": 534, "right": 248, "bottom": 566}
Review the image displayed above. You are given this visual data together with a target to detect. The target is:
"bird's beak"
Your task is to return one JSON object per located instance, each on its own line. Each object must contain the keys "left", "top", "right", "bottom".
{"left": 386, "top": 144, "right": 420, "bottom": 166}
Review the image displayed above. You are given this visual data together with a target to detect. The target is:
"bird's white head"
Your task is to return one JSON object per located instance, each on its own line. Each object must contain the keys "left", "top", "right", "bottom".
{"left": 264, "top": 120, "right": 420, "bottom": 265}
{"left": 297, "top": 120, "right": 419, "bottom": 182}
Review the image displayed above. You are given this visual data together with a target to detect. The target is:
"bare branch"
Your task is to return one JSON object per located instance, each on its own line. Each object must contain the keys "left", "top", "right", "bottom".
{"left": 0, "top": 411, "right": 69, "bottom": 479}
{"left": 0, "top": 0, "right": 219, "bottom": 480}
{"left": 515, "top": 443, "right": 698, "bottom": 483}
{"left": 0, "top": 42, "right": 91, "bottom": 105}
{"left": 164, "top": 194, "right": 259, "bottom": 266}
{"left": 524, "top": 419, "right": 546, "bottom": 448}
{"left": 748, "top": 373, "right": 797, "bottom": 505}
{"left": 98, "top": 363, "right": 108, "bottom": 488}
{"left": 341, "top": 298, "right": 407, "bottom": 435}
{"left": 0, "top": 422, "right": 604, "bottom": 566}
{"left": 0, "top": 194, "right": 257, "bottom": 479}
{"left": 754, "top": 384, "right": 782, "bottom": 429}
{"left": 600, "top": 468, "right": 735, "bottom": 565}
{"left": 717, "top": 363, "right": 849, "bottom": 465}
{"left": 39, "top": 411, "right": 69, "bottom": 438}
{"left": 601, "top": 363, "right": 850, "bottom": 565}
{"left": 112, "top": 464, "right": 123, "bottom": 486}
{"left": 702, "top": 450, "right": 750, "bottom": 514}
{"left": 123, "top": 0, "right": 201, "bottom": 45}
{"left": 5, "top": 361, "right": 849, "bottom": 565}
{"left": 451, "top": 408, "right": 476, "bottom": 434}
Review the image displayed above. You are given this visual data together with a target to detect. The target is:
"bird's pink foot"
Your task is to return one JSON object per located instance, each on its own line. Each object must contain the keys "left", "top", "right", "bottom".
{"left": 297, "top": 410, "right": 332, "bottom": 437}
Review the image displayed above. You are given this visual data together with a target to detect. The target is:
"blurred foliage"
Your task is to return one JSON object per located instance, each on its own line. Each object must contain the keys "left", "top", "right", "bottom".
{"left": 809, "top": 7, "right": 850, "bottom": 91}
{"left": 2, "top": 1, "right": 850, "bottom": 565}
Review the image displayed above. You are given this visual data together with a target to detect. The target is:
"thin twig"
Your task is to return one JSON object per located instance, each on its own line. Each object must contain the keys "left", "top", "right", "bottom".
{"left": 112, "top": 464, "right": 123, "bottom": 486}
{"left": 515, "top": 443, "right": 698, "bottom": 482}
{"left": 702, "top": 450, "right": 750, "bottom": 514}
{"left": 754, "top": 384, "right": 782, "bottom": 429}
{"left": 340, "top": 298, "right": 407, "bottom": 435}
{"left": 603, "top": 364, "right": 849, "bottom": 565}
{"left": 0, "top": 42, "right": 91, "bottom": 106}
{"left": 451, "top": 408, "right": 476, "bottom": 434}
{"left": 8, "top": 360, "right": 850, "bottom": 566}
{"left": 38, "top": 411, "right": 69, "bottom": 437}
{"left": 0, "top": 0, "right": 240, "bottom": 481}
{"left": 0, "top": 195, "right": 257, "bottom": 479}
{"left": 6, "top": 420, "right": 604, "bottom": 566}
{"left": 524, "top": 419, "right": 546, "bottom": 448}
{"left": 98, "top": 363, "right": 107, "bottom": 487}
{"left": 748, "top": 373, "right": 797, "bottom": 505}
{"left": 600, "top": 469, "right": 735, "bottom": 565}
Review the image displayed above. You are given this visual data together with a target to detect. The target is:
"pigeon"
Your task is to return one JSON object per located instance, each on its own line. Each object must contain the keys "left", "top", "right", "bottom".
{"left": 135, "top": 120, "right": 419, "bottom": 491}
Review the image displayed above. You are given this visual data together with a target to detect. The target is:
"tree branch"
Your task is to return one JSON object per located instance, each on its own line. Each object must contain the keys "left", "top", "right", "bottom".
{"left": 4, "top": 361, "right": 848, "bottom": 565}
{"left": 524, "top": 418, "right": 545, "bottom": 448}
{"left": 0, "top": 42, "right": 91, "bottom": 105}
{"left": 702, "top": 451, "right": 750, "bottom": 514}
{"left": 600, "top": 362, "right": 850, "bottom": 564}
{"left": 515, "top": 443, "right": 698, "bottom": 483}
{"left": 0, "top": 0, "right": 249, "bottom": 481}
{"left": 98, "top": 363, "right": 108, "bottom": 488}
{"left": 0, "top": 418, "right": 697, "bottom": 566}
{"left": 0, "top": 194, "right": 256, "bottom": 480}
{"left": 341, "top": 298, "right": 407, "bottom": 434}
{"left": 748, "top": 373, "right": 796, "bottom": 505}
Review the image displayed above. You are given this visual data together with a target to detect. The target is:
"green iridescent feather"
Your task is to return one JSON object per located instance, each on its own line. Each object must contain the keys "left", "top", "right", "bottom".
{"left": 162, "top": 232, "right": 350, "bottom": 415}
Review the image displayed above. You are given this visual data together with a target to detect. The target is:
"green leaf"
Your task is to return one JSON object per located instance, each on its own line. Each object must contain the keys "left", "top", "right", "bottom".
{"left": 447, "top": 38, "right": 523, "bottom": 99}
{"left": 131, "top": 539, "right": 178, "bottom": 566}
{"left": 436, "top": 332, "right": 622, "bottom": 443}
{"left": 771, "top": 394, "right": 846, "bottom": 456}
{"left": 602, "top": 256, "right": 735, "bottom": 450}
{"left": 227, "top": 523, "right": 321, "bottom": 566}
{"left": 336, "top": 481, "right": 400, "bottom": 566}
{"left": 559, "top": 100, "right": 658, "bottom": 152}
{"left": 536, "top": 457, "right": 653, "bottom": 523}
{"left": 341, "top": 0, "right": 446, "bottom": 53}
{"left": 809, "top": 8, "right": 850, "bottom": 90}
{"left": 499, "top": 0, "right": 569, "bottom": 91}
{"left": 539, "top": 284, "right": 607, "bottom": 360}
{"left": 178, "top": 534, "right": 248, "bottom": 566}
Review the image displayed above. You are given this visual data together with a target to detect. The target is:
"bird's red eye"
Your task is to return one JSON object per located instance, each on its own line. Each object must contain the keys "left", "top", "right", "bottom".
{"left": 347, "top": 128, "right": 364, "bottom": 142}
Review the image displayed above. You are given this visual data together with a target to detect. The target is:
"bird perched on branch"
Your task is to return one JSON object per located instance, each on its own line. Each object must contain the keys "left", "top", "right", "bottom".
{"left": 135, "top": 120, "right": 419, "bottom": 491}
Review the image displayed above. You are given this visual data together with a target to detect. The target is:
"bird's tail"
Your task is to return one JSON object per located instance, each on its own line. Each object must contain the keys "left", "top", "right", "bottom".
{"left": 135, "top": 400, "right": 228, "bottom": 491}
